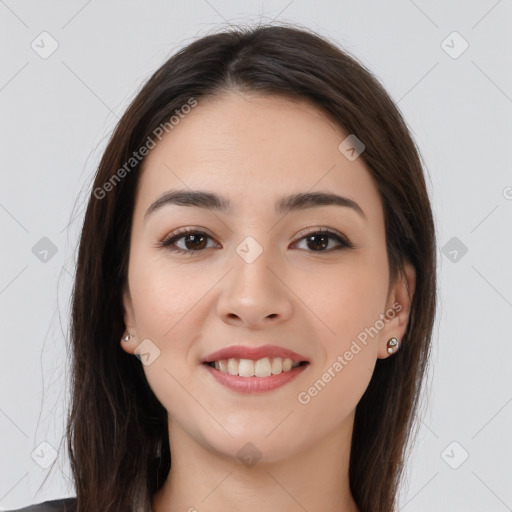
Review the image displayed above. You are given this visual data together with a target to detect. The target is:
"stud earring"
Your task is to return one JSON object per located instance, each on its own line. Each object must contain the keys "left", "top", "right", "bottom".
{"left": 122, "top": 333, "right": 133, "bottom": 343}
{"left": 387, "top": 337, "right": 399, "bottom": 354}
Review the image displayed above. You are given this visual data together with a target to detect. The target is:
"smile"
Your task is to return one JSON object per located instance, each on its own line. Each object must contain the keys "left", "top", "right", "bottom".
{"left": 206, "top": 357, "right": 306, "bottom": 377}
{"left": 203, "top": 359, "right": 310, "bottom": 393}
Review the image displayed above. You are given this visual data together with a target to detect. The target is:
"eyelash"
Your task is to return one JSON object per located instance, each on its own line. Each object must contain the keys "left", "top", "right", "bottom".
{"left": 159, "top": 227, "right": 354, "bottom": 255}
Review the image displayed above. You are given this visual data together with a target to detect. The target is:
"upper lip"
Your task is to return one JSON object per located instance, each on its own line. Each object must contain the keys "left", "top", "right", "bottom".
{"left": 201, "top": 344, "right": 309, "bottom": 363}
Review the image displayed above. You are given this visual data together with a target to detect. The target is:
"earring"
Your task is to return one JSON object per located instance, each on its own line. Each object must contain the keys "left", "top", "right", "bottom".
{"left": 387, "top": 337, "right": 399, "bottom": 354}
{"left": 122, "top": 333, "right": 133, "bottom": 343}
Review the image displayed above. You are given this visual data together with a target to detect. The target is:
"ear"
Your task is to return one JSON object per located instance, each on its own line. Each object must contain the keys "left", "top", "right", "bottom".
{"left": 120, "top": 284, "right": 138, "bottom": 355}
{"left": 377, "top": 261, "right": 416, "bottom": 359}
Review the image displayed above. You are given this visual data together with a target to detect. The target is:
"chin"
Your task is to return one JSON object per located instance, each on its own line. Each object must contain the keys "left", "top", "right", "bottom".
{"left": 204, "top": 428, "right": 305, "bottom": 466}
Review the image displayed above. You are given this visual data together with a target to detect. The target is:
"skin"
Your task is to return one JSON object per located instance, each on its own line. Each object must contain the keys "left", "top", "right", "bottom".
{"left": 121, "top": 91, "right": 415, "bottom": 512}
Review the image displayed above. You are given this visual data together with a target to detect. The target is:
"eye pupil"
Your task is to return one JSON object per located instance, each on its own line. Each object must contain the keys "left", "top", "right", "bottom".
{"left": 306, "top": 234, "right": 329, "bottom": 251}
{"left": 162, "top": 228, "right": 352, "bottom": 255}
{"left": 185, "top": 233, "right": 207, "bottom": 250}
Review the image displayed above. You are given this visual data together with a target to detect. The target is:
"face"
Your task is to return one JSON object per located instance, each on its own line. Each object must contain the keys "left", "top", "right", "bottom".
{"left": 121, "top": 91, "right": 414, "bottom": 463}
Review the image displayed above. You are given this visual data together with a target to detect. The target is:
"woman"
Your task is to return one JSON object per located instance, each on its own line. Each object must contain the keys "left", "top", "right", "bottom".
{"left": 10, "top": 23, "right": 436, "bottom": 512}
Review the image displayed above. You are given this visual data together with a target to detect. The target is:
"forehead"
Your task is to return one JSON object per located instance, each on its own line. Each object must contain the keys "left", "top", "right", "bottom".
{"left": 134, "top": 92, "right": 382, "bottom": 223}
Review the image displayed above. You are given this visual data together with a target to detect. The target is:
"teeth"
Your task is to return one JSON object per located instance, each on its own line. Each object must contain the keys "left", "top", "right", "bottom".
{"left": 254, "top": 357, "right": 272, "bottom": 377}
{"left": 227, "top": 358, "right": 239, "bottom": 376}
{"left": 271, "top": 357, "right": 282, "bottom": 375}
{"left": 211, "top": 357, "right": 303, "bottom": 377}
{"left": 239, "top": 359, "right": 254, "bottom": 377}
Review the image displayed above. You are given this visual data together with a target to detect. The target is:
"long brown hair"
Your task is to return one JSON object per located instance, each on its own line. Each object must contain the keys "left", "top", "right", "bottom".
{"left": 68, "top": 22, "right": 437, "bottom": 512}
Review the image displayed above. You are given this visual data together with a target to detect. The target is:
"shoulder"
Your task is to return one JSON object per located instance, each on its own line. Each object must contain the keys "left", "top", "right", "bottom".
{"left": 2, "top": 498, "right": 77, "bottom": 512}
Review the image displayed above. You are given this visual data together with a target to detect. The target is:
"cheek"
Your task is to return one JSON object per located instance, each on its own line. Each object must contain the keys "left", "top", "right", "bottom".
{"left": 127, "top": 257, "right": 205, "bottom": 404}
{"left": 131, "top": 262, "right": 204, "bottom": 413}
{"left": 129, "top": 252, "right": 202, "bottom": 335}
{"left": 296, "top": 265, "right": 384, "bottom": 416}
{"left": 299, "top": 258, "right": 387, "bottom": 418}
{"left": 296, "top": 347, "right": 374, "bottom": 433}
{"left": 308, "top": 258, "right": 389, "bottom": 349}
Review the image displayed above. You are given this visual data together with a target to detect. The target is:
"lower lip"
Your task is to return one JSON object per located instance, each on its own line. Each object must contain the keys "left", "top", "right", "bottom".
{"left": 203, "top": 363, "right": 309, "bottom": 393}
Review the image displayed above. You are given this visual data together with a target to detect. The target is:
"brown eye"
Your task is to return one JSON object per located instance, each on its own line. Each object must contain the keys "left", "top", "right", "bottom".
{"left": 161, "top": 228, "right": 217, "bottom": 254}
{"left": 293, "top": 229, "right": 354, "bottom": 252}
{"left": 160, "top": 227, "right": 354, "bottom": 255}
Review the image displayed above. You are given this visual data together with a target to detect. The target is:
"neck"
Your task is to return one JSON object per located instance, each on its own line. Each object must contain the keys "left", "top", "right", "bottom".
{"left": 152, "top": 412, "right": 359, "bottom": 512}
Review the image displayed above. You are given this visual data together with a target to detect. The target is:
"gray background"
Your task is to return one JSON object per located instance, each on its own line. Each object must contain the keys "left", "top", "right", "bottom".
{"left": 1, "top": 0, "right": 511, "bottom": 510}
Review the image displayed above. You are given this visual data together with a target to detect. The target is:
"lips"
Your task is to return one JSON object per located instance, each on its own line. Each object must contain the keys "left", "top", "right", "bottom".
{"left": 201, "top": 344, "right": 309, "bottom": 364}
{"left": 203, "top": 362, "right": 309, "bottom": 393}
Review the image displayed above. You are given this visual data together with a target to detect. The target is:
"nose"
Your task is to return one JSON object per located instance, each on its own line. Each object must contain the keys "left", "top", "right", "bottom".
{"left": 216, "top": 246, "right": 293, "bottom": 329}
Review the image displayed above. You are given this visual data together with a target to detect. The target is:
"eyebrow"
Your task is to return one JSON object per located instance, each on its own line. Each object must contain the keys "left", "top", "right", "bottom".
{"left": 144, "top": 189, "right": 367, "bottom": 222}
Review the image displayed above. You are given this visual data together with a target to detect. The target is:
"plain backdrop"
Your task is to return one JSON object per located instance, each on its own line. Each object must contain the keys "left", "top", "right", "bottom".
{"left": 1, "top": 1, "right": 511, "bottom": 510}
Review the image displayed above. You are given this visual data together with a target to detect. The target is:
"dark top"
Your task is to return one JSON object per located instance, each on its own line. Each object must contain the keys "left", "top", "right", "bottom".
{"left": 3, "top": 498, "right": 76, "bottom": 512}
